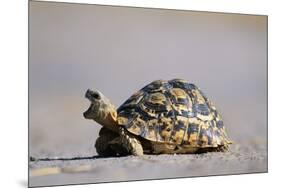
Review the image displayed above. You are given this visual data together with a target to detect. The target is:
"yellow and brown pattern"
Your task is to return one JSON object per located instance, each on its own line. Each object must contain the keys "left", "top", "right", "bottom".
{"left": 117, "top": 79, "right": 231, "bottom": 150}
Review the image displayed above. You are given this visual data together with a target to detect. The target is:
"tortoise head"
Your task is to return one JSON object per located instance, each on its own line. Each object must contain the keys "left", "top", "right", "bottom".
{"left": 83, "top": 89, "right": 118, "bottom": 130}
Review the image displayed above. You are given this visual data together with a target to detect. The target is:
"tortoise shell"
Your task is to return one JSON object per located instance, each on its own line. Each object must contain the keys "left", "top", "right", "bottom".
{"left": 117, "top": 79, "right": 231, "bottom": 148}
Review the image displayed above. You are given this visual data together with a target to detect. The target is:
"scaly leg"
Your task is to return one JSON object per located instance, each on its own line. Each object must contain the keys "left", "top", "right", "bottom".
{"left": 119, "top": 127, "right": 144, "bottom": 156}
{"left": 95, "top": 127, "right": 119, "bottom": 156}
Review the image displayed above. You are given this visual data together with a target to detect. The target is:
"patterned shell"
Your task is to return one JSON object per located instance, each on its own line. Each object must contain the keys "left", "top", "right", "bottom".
{"left": 117, "top": 79, "right": 231, "bottom": 147}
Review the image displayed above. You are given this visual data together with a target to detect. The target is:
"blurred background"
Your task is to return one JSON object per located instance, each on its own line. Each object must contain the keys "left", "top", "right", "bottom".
{"left": 29, "top": 2, "right": 267, "bottom": 157}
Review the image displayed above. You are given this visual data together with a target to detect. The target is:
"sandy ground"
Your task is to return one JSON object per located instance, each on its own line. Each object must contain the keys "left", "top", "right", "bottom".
{"left": 29, "top": 143, "right": 267, "bottom": 187}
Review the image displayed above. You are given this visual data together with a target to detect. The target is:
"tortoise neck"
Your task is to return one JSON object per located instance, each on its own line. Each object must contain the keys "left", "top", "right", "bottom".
{"left": 94, "top": 104, "right": 119, "bottom": 132}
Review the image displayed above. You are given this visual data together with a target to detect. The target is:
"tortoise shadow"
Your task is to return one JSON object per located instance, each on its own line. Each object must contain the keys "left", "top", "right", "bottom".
{"left": 29, "top": 155, "right": 122, "bottom": 162}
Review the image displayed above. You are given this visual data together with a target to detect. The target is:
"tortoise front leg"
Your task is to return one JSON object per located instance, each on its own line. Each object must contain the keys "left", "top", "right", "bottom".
{"left": 95, "top": 127, "right": 119, "bottom": 157}
{"left": 119, "top": 127, "right": 144, "bottom": 156}
{"left": 95, "top": 127, "right": 129, "bottom": 156}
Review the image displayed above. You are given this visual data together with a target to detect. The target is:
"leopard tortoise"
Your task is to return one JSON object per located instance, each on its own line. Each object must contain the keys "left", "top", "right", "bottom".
{"left": 83, "top": 79, "right": 231, "bottom": 156}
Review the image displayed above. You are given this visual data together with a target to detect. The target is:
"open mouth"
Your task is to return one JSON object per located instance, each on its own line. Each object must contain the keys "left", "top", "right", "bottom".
{"left": 83, "top": 91, "right": 93, "bottom": 118}
{"left": 83, "top": 103, "right": 93, "bottom": 118}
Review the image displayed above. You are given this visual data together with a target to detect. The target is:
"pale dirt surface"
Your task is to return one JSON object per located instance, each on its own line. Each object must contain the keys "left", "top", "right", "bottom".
{"left": 29, "top": 143, "right": 267, "bottom": 187}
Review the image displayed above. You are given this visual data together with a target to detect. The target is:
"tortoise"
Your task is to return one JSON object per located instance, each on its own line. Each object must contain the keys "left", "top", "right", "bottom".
{"left": 83, "top": 79, "right": 231, "bottom": 156}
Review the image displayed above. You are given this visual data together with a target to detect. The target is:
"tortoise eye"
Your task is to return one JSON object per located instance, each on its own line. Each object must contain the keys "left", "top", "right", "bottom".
{"left": 91, "top": 92, "right": 101, "bottom": 100}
